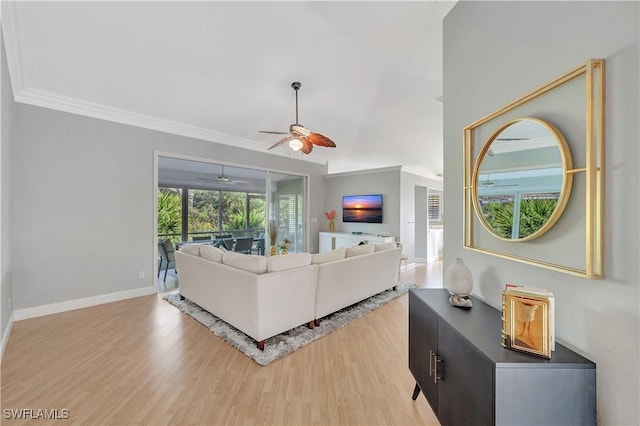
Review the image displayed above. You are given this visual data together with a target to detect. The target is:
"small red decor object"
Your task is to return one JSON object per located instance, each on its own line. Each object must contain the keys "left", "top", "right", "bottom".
{"left": 324, "top": 210, "right": 336, "bottom": 221}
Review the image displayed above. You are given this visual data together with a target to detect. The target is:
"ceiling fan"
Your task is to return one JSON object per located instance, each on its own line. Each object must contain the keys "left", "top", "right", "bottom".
{"left": 487, "top": 137, "right": 530, "bottom": 156}
{"left": 197, "top": 165, "right": 247, "bottom": 185}
{"left": 259, "top": 81, "right": 337, "bottom": 155}
{"left": 479, "top": 174, "right": 518, "bottom": 188}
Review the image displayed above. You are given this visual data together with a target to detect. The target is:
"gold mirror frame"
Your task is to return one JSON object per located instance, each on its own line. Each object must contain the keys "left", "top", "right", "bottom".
{"left": 472, "top": 117, "right": 574, "bottom": 242}
{"left": 463, "top": 59, "right": 604, "bottom": 279}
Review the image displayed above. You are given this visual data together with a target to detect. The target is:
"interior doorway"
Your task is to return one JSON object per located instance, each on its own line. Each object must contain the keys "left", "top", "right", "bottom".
{"left": 414, "top": 186, "right": 443, "bottom": 263}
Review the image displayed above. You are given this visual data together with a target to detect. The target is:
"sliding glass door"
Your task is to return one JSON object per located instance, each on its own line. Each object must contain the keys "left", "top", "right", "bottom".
{"left": 268, "top": 173, "right": 307, "bottom": 254}
{"left": 157, "top": 156, "right": 307, "bottom": 255}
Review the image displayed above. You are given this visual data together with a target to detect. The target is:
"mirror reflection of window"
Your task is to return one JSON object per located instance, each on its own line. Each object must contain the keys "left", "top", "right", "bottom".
{"left": 473, "top": 118, "right": 573, "bottom": 241}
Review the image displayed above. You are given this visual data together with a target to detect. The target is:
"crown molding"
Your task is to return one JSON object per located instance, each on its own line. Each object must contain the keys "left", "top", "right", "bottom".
{"left": 1, "top": 1, "right": 327, "bottom": 166}
{"left": 400, "top": 165, "right": 442, "bottom": 181}
{"left": 324, "top": 165, "right": 440, "bottom": 180}
{"left": 13, "top": 87, "right": 328, "bottom": 165}
{"left": 17, "top": 87, "right": 261, "bottom": 147}
{"left": 1, "top": 1, "right": 26, "bottom": 97}
{"left": 324, "top": 165, "right": 403, "bottom": 178}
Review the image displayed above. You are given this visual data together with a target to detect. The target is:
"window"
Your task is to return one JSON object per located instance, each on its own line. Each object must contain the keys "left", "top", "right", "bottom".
{"left": 428, "top": 194, "right": 441, "bottom": 221}
{"left": 158, "top": 187, "right": 266, "bottom": 242}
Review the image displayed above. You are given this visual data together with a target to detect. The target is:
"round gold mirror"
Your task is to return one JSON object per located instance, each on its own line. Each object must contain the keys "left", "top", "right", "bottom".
{"left": 471, "top": 117, "right": 573, "bottom": 241}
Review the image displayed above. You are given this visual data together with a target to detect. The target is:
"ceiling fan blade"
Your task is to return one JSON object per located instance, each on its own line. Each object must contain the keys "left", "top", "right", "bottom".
{"left": 300, "top": 138, "right": 314, "bottom": 154}
{"left": 258, "top": 130, "right": 289, "bottom": 135}
{"left": 308, "top": 132, "right": 336, "bottom": 148}
{"left": 267, "top": 136, "right": 296, "bottom": 150}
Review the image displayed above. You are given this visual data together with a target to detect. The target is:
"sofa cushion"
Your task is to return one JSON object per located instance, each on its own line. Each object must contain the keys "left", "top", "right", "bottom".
{"left": 345, "top": 244, "right": 375, "bottom": 257}
{"left": 200, "top": 245, "right": 225, "bottom": 262}
{"left": 267, "top": 253, "right": 312, "bottom": 272}
{"left": 374, "top": 242, "right": 398, "bottom": 252}
{"left": 311, "top": 248, "right": 346, "bottom": 264}
{"left": 222, "top": 251, "right": 267, "bottom": 274}
{"left": 181, "top": 244, "right": 202, "bottom": 256}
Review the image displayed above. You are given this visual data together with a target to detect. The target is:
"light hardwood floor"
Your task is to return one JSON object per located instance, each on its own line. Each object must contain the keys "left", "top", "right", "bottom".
{"left": 1, "top": 262, "right": 443, "bottom": 425}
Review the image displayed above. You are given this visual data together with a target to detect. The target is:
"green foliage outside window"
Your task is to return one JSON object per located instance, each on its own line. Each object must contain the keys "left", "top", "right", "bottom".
{"left": 157, "top": 188, "right": 182, "bottom": 244}
{"left": 519, "top": 198, "right": 558, "bottom": 238}
{"left": 481, "top": 200, "right": 514, "bottom": 239}
{"left": 227, "top": 209, "right": 266, "bottom": 235}
{"left": 190, "top": 189, "right": 220, "bottom": 236}
{"left": 480, "top": 197, "right": 558, "bottom": 239}
{"left": 158, "top": 187, "right": 266, "bottom": 242}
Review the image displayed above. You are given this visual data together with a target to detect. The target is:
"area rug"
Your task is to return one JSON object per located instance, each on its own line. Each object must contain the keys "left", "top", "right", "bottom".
{"left": 164, "top": 282, "right": 416, "bottom": 366}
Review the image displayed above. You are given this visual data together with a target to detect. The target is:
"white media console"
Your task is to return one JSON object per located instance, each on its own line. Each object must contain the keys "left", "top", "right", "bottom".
{"left": 319, "top": 232, "right": 395, "bottom": 253}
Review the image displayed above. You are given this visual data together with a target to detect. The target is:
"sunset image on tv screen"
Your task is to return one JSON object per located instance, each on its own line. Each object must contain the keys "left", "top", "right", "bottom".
{"left": 343, "top": 194, "right": 383, "bottom": 223}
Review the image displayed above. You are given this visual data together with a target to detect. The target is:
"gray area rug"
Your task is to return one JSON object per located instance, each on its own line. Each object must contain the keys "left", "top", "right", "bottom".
{"left": 164, "top": 282, "right": 416, "bottom": 366}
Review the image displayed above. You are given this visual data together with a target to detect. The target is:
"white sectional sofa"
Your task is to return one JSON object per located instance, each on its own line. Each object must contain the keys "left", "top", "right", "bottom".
{"left": 174, "top": 242, "right": 401, "bottom": 350}
{"left": 313, "top": 242, "right": 402, "bottom": 320}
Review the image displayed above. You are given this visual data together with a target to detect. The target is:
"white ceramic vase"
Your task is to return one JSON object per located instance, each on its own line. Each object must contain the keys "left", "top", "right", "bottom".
{"left": 445, "top": 258, "right": 473, "bottom": 308}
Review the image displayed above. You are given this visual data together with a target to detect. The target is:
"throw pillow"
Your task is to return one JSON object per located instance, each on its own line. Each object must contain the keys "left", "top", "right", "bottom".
{"left": 311, "top": 248, "right": 346, "bottom": 264}
{"left": 222, "top": 251, "right": 267, "bottom": 274}
{"left": 374, "top": 242, "right": 398, "bottom": 252}
{"left": 181, "top": 244, "right": 202, "bottom": 256}
{"left": 267, "top": 253, "right": 312, "bottom": 272}
{"left": 345, "top": 244, "right": 375, "bottom": 257}
{"left": 200, "top": 245, "right": 225, "bottom": 262}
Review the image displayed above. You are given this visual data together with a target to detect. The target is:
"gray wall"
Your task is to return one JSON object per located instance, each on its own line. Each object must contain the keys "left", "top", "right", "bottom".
{"left": 324, "top": 167, "right": 442, "bottom": 262}
{"left": 324, "top": 167, "right": 401, "bottom": 241}
{"left": 443, "top": 2, "right": 639, "bottom": 425}
{"left": 1, "top": 34, "right": 14, "bottom": 353}
{"left": 9, "top": 100, "right": 326, "bottom": 311}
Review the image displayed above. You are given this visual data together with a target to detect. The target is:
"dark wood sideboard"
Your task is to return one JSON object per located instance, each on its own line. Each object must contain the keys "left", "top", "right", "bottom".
{"left": 409, "top": 289, "right": 596, "bottom": 426}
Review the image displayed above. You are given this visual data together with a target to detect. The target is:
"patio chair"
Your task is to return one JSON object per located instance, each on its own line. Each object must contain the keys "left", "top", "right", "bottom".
{"left": 234, "top": 237, "right": 254, "bottom": 254}
{"left": 252, "top": 237, "right": 265, "bottom": 255}
{"left": 158, "top": 239, "right": 177, "bottom": 282}
{"left": 192, "top": 235, "right": 212, "bottom": 242}
{"left": 222, "top": 238, "right": 235, "bottom": 251}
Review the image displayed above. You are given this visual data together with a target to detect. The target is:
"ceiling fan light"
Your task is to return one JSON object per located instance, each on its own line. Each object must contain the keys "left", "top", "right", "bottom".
{"left": 289, "top": 139, "right": 303, "bottom": 151}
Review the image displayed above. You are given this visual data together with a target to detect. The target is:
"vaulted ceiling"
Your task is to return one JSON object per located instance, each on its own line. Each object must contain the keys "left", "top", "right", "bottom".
{"left": 2, "top": 1, "right": 456, "bottom": 179}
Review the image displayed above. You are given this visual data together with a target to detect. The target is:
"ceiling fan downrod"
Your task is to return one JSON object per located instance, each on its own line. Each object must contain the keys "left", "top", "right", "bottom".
{"left": 292, "top": 81, "right": 301, "bottom": 124}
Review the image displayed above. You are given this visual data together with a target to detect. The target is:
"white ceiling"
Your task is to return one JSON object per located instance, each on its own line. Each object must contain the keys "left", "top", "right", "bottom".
{"left": 2, "top": 1, "right": 456, "bottom": 179}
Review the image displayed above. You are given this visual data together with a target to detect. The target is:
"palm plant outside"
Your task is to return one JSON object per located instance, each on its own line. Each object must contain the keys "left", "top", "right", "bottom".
{"left": 481, "top": 201, "right": 514, "bottom": 238}
{"left": 480, "top": 198, "right": 557, "bottom": 239}
{"left": 519, "top": 198, "right": 557, "bottom": 238}
{"left": 157, "top": 189, "right": 182, "bottom": 244}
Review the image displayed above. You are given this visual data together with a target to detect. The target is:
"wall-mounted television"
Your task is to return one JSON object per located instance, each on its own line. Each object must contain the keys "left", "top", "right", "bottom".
{"left": 342, "top": 194, "right": 383, "bottom": 223}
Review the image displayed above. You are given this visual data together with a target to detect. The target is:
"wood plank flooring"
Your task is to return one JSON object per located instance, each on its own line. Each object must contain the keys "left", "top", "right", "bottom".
{"left": 1, "top": 262, "right": 443, "bottom": 425}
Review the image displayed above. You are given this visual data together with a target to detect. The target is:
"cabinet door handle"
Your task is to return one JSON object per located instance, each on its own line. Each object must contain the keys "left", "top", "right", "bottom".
{"left": 433, "top": 356, "right": 443, "bottom": 384}
{"left": 429, "top": 349, "right": 433, "bottom": 377}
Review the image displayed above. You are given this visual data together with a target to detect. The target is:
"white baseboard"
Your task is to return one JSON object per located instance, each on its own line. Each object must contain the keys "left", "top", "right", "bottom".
{"left": 13, "top": 286, "right": 156, "bottom": 321}
{"left": 1, "top": 311, "right": 15, "bottom": 364}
